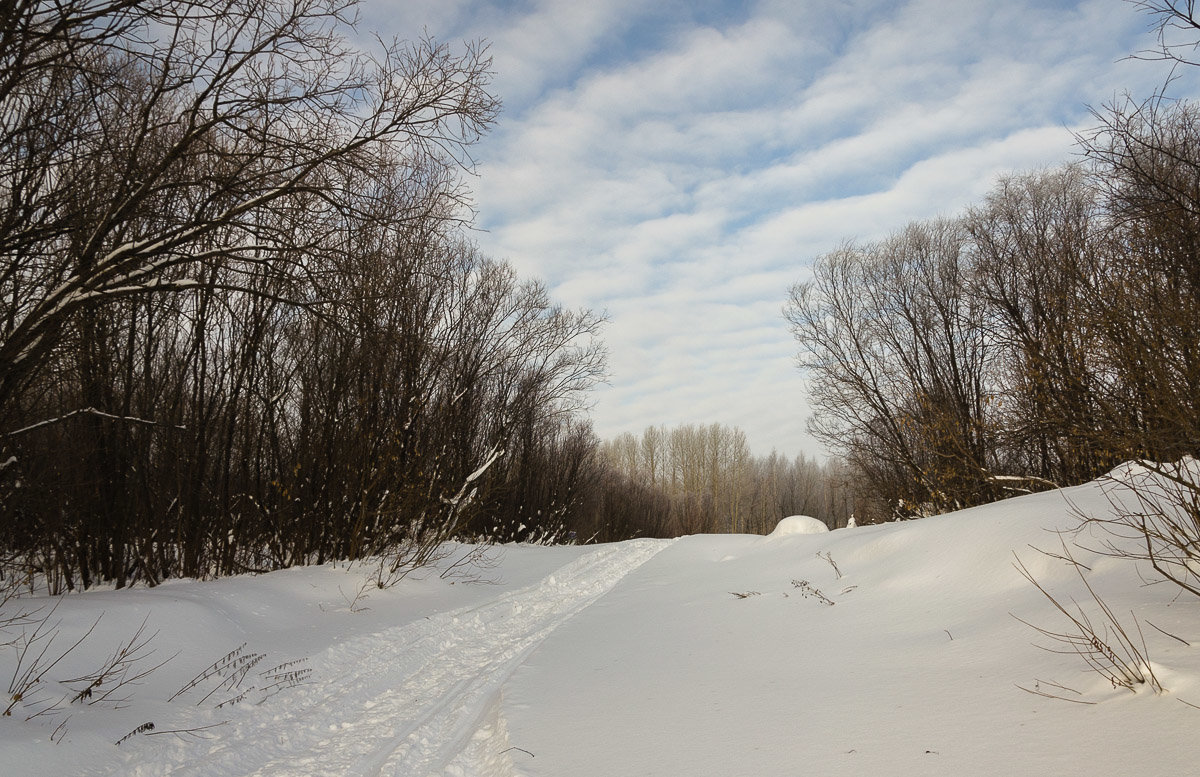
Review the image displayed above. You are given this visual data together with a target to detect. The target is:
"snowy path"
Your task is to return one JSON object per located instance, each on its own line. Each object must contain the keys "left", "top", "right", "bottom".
{"left": 127, "top": 539, "right": 671, "bottom": 777}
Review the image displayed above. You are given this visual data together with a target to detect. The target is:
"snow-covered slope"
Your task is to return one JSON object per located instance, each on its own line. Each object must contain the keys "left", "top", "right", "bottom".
{"left": 3, "top": 476, "right": 1199, "bottom": 776}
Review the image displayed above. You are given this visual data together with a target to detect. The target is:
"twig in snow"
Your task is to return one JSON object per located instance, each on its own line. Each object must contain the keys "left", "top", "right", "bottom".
{"left": 1016, "top": 679, "right": 1096, "bottom": 705}
{"left": 816, "top": 551, "right": 842, "bottom": 579}
{"left": 338, "top": 582, "right": 371, "bottom": 613}
{"left": 6, "top": 608, "right": 100, "bottom": 719}
{"left": 169, "top": 643, "right": 264, "bottom": 706}
{"left": 50, "top": 716, "right": 70, "bottom": 744}
{"left": 59, "top": 616, "right": 174, "bottom": 707}
{"left": 1014, "top": 545, "right": 1164, "bottom": 695}
{"left": 143, "top": 721, "right": 228, "bottom": 741}
{"left": 115, "top": 721, "right": 155, "bottom": 745}
{"left": 791, "top": 579, "right": 835, "bottom": 606}
{"left": 1146, "top": 619, "right": 1190, "bottom": 646}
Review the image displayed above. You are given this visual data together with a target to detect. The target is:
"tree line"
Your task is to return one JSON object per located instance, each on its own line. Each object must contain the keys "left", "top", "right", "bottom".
{"left": 578, "top": 423, "right": 856, "bottom": 538}
{"left": 787, "top": 90, "right": 1200, "bottom": 520}
{"left": 20, "top": 0, "right": 1185, "bottom": 587}
{"left": 0, "top": 0, "right": 606, "bottom": 591}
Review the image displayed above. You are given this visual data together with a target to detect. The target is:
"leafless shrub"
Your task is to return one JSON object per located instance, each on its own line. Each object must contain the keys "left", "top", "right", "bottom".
{"left": 142, "top": 721, "right": 228, "bottom": 742}
{"left": 518, "top": 523, "right": 574, "bottom": 546}
{"left": 374, "top": 447, "right": 503, "bottom": 589}
{"left": 170, "top": 644, "right": 308, "bottom": 710}
{"left": 1014, "top": 544, "right": 1163, "bottom": 698}
{"left": 169, "top": 646, "right": 244, "bottom": 702}
{"left": 440, "top": 544, "right": 502, "bottom": 584}
{"left": 1084, "top": 461, "right": 1200, "bottom": 600}
{"left": 115, "top": 721, "right": 156, "bottom": 746}
{"left": 791, "top": 579, "right": 835, "bottom": 606}
{"left": 372, "top": 531, "right": 455, "bottom": 590}
{"left": 816, "top": 551, "right": 842, "bottom": 579}
{"left": 4, "top": 610, "right": 98, "bottom": 719}
{"left": 169, "top": 643, "right": 264, "bottom": 706}
{"left": 2, "top": 608, "right": 170, "bottom": 737}
{"left": 58, "top": 616, "right": 174, "bottom": 707}
{"left": 257, "top": 658, "right": 312, "bottom": 704}
{"left": 337, "top": 581, "right": 372, "bottom": 613}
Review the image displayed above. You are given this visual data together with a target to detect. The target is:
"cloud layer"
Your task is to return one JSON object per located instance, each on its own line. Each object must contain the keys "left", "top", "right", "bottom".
{"left": 363, "top": 0, "right": 1200, "bottom": 456}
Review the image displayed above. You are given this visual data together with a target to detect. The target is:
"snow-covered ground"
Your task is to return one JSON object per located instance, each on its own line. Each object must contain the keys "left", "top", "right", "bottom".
{"left": 3, "top": 471, "right": 1200, "bottom": 776}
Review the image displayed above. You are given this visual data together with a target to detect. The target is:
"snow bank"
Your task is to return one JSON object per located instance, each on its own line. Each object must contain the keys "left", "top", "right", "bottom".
{"left": 768, "top": 514, "right": 830, "bottom": 536}
{"left": 503, "top": 481, "right": 1200, "bottom": 777}
{"left": 5, "top": 473, "right": 1200, "bottom": 777}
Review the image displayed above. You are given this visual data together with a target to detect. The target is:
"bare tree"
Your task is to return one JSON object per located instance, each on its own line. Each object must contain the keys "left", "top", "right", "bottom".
{"left": 0, "top": 0, "right": 497, "bottom": 425}
{"left": 589, "top": 423, "right": 851, "bottom": 536}
{"left": 787, "top": 219, "right": 1001, "bottom": 516}
{"left": 965, "top": 165, "right": 1111, "bottom": 486}
{"left": 1127, "top": 0, "right": 1200, "bottom": 71}
{"left": 0, "top": 0, "right": 613, "bottom": 588}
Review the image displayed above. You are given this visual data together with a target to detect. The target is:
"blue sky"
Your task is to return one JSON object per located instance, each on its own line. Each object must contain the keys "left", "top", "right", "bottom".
{"left": 361, "top": 0, "right": 1197, "bottom": 457}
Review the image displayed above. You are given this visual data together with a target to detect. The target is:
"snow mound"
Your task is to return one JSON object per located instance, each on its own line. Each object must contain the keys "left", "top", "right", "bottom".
{"left": 768, "top": 515, "right": 829, "bottom": 536}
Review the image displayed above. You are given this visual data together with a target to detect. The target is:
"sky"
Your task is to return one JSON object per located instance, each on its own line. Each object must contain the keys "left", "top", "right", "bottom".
{"left": 359, "top": 0, "right": 1198, "bottom": 458}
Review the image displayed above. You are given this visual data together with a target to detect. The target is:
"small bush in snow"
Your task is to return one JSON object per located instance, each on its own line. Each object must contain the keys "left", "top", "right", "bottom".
{"left": 1014, "top": 543, "right": 1163, "bottom": 699}
{"left": 791, "top": 579, "right": 835, "bottom": 606}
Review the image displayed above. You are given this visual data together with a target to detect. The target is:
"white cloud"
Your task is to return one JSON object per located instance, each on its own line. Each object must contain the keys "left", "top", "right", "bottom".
{"left": 364, "top": 0, "right": 1200, "bottom": 457}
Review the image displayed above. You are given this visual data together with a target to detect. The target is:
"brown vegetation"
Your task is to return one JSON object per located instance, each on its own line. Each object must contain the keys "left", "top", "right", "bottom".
{"left": 0, "top": 0, "right": 605, "bottom": 589}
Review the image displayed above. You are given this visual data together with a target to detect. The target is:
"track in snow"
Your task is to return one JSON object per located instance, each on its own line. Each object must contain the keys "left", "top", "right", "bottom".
{"left": 128, "top": 539, "right": 670, "bottom": 777}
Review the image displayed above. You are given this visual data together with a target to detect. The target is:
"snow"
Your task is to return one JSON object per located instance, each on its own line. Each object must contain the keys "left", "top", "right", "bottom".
{"left": 768, "top": 514, "right": 830, "bottom": 536}
{"left": 4, "top": 475, "right": 1200, "bottom": 776}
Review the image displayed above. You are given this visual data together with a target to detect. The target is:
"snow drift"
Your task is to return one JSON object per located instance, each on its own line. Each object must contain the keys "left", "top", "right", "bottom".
{"left": 2, "top": 472, "right": 1199, "bottom": 776}
{"left": 768, "top": 514, "right": 830, "bottom": 536}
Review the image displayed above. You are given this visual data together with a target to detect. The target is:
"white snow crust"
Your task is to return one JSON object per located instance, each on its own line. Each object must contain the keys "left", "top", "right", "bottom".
{"left": 768, "top": 514, "right": 830, "bottom": 536}
{"left": 4, "top": 472, "right": 1200, "bottom": 777}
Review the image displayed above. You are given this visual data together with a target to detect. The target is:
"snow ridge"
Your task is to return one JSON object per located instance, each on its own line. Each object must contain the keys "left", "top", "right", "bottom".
{"left": 125, "top": 539, "right": 671, "bottom": 777}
